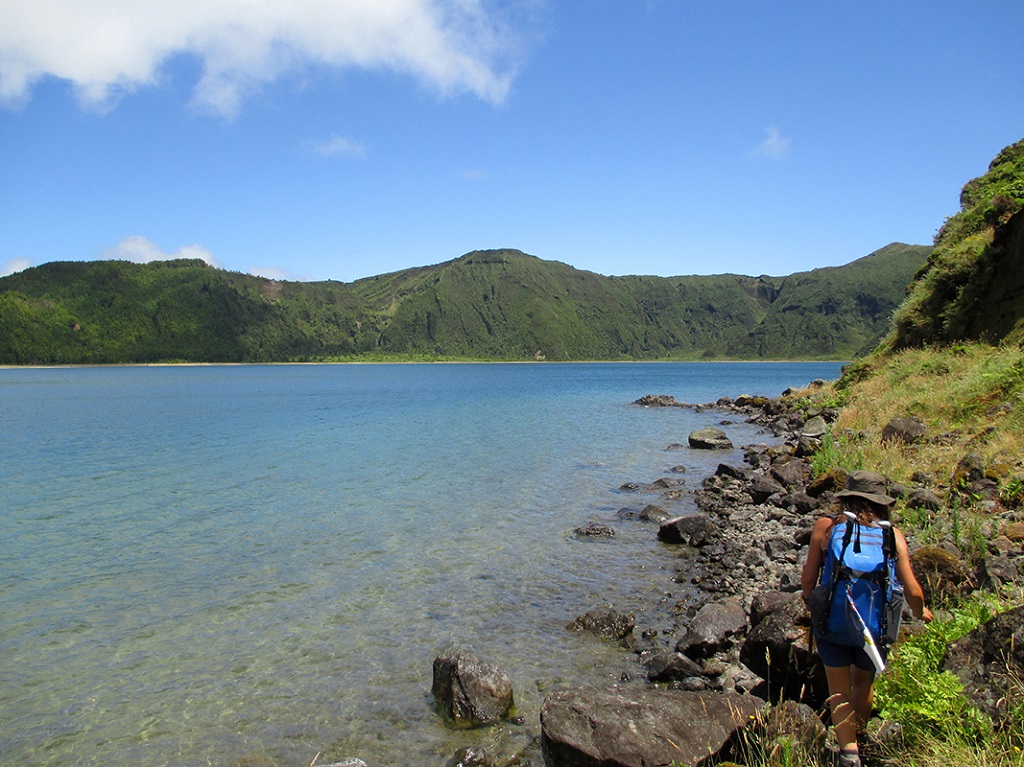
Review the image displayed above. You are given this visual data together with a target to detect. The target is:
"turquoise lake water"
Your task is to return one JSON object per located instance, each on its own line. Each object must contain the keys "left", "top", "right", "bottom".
{"left": 0, "top": 361, "right": 842, "bottom": 767}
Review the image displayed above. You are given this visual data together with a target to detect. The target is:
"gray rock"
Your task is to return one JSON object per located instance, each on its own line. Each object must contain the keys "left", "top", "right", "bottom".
{"left": 906, "top": 487, "right": 942, "bottom": 511}
{"left": 800, "top": 415, "right": 828, "bottom": 439}
{"left": 771, "top": 458, "right": 811, "bottom": 489}
{"left": 633, "top": 394, "right": 683, "bottom": 407}
{"left": 573, "top": 522, "right": 615, "bottom": 538}
{"left": 716, "top": 463, "right": 749, "bottom": 480}
{"left": 643, "top": 651, "right": 703, "bottom": 682}
{"left": 739, "top": 593, "right": 829, "bottom": 708}
{"left": 639, "top": 504, "right": 671, "bottom": 522}
{"left": 675, "top": 597, "right": 748, "bottom": 660}
{"left": 978, "top": 555, "right": 1019, "bottom": 589}
{"left": 749, "top": 475, "right": 786, "bottom": 504}
{"left": 432, "top": 651, "right": 514, "bottom": 728}
{"left": 540, "top": 686, "right": 762, "bottom": 767}
{"left": 566, "top": 607, "right": 635, "bottom": 642}
{"left": 882, "top": 416, "right": 927, "bottom": 444}
{"left": 657, "top": 513, "right": 718, "bottom": 546}
{"left": 447, "top": 746, "right": 494, "bottom": 767}
{"left": 688, "top": 427, "right": 734, "bottom": 450}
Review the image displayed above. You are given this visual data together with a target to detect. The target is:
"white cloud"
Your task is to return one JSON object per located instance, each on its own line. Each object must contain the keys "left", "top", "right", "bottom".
{"left": 248, "top": 265, "right": 288, "bottom": 280}
{"left": 102, "top": 235, "right": 219, "bottom": 266}
{"left": 311, "top": 133, "right": 367, "bottom": 158}
{"left": 752, "top": 125, "right": 791, "bottom": 160}
{"left": 1, "top": 257, "right": 32, "bottom": 277}
{"left": 0, "top": 0, "right": 519, "bottom": 117}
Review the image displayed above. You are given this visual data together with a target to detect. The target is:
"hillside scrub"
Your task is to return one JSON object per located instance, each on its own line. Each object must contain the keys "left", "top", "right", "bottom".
{"left": 887, "top": 138, "right": 1024, "bottom": 351}
{"left": 0, "top": 245, "right": 928, "bottom": 364}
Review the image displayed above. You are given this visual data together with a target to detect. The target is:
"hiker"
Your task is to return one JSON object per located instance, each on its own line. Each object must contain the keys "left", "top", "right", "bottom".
{"left": 801, "top": 470, "right": 933, "bottom": 767}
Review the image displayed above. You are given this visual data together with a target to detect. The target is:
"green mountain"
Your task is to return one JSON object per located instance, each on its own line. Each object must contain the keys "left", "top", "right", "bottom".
{"left": 883, "top": 138, "right": 1024, "bottom": 351}
{"left": 0, "top": 244, "right": 929, "bottom": 364}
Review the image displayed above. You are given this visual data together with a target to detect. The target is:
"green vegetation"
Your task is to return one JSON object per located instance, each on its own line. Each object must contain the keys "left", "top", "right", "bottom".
{"left": 0, "top": 244, "right": 928, "bottom": 365}
{"left": 886, "top": 138, "right": 1024, "bottom": 351}
{"left": 874, "top": 592, "right": 1006, "bottom": 747}
{"left": 765, "top": 137, "right": 1024, "bottom": 767}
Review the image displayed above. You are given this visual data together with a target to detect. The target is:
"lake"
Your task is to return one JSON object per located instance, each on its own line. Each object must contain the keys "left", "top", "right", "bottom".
{"left": 0, "top": 361, "right": 842, "bottom": 767}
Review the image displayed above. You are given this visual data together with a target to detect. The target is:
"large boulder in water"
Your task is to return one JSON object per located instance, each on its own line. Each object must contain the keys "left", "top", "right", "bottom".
{"left": 432, "top": 651, "right": 514, "bottom": 728}
{"left": 540, "top": 685, "right": 762, "bottom": 767}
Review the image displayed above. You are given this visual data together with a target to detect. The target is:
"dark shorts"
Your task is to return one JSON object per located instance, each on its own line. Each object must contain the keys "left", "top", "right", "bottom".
{"left": 815, "top": 634, "right": 885, "bottom": 672}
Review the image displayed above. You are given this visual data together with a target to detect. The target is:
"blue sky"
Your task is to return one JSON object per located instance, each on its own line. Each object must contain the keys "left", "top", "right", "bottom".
{"left": 2, "top": 1, "right": 1023, "bottom": 283}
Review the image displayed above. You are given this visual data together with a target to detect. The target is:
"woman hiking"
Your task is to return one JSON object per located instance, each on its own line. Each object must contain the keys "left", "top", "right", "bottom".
{"left": 801, "top": 470, "right": 933, "bottom": 767}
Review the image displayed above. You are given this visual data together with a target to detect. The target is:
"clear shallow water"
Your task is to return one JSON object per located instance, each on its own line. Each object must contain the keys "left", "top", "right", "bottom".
{"left": 0, "top": 362, "right": 842, "bottom": 767}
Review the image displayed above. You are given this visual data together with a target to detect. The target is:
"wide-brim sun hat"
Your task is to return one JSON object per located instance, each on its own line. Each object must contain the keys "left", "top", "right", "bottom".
{"left": 836, "top": 470, "right": 896, "bottom": 507}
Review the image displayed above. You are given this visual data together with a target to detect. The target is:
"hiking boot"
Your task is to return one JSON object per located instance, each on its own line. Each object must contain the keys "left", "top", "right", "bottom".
{"left": 838, "top": 750, "right": 862, "bottom": 767}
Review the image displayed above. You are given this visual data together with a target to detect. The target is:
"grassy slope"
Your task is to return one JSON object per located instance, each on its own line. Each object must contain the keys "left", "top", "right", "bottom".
{"left": 780, "top": 138, "right": 1024, "bottom": 767}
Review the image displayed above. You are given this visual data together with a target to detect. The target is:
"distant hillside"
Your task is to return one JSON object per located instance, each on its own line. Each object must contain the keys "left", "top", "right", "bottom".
{"left": 884, "top": 138, "right": 1024, "bottom": 350}
{"left": 0, "top": 244, "right": 929, "bottom": 364}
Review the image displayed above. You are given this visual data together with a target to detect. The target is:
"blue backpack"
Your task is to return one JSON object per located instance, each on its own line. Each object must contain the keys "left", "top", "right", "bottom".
{"left": 812, "top": 512, "right": 905, "bottom": 651}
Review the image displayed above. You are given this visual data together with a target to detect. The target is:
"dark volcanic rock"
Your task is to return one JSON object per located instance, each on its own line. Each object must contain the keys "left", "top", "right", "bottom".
{"left": 639, "top": 504, "right": 672, "bottom": 522}
{"left": 573, "top": 522, "right": 615, "bottom": 538}
{"left": 688, "top": 427, "right": 734, "bottom": 450}
{"left": 633, "top": 394, "right": 683, "bottom": 407}
{"left": 943, "top": 605, "right": 1024, "bottom": 726}
{"left": 540, "top": 686, "right": 762, "bottom": 767}
{"left": 905, "top": 486, "right": 943, "bottom": 511}
{"left": 432, "top": 651, "right": 514, "bottom": 728}
{"left": 749, "top": 475, "right": 786, "bottom": 504}
{"left": 643, "top": 651, "right": 703, "bottom": 682}
{"left": 675, "top": 597, "right": 748, "bottom": 660}
{"left": 566, "top": 607, "right": 635, "bottom": 642}
{"left": 882, "top": 416, "right": 927, "bottom": 444}
{"left": 657, "top": 513, "right": 718, "bottom": 546}
{"left": 739, "top": 593, "right": 829, "bottom": 708}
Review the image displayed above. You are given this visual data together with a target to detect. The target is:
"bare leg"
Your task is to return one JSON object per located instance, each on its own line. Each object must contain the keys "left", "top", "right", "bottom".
{"left": 850, "top": 665, "right": 876, "bottom": 734}
{"left": 824, "top": 664, "right": 859, "bottom": 755}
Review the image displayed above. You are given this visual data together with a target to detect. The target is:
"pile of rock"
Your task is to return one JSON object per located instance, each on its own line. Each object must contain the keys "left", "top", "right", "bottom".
{"left": 354, "top": 390, "right": 1024, "bottom": 767}
{"left": 530, "top": 392, "right": 1023, "bottom": 767}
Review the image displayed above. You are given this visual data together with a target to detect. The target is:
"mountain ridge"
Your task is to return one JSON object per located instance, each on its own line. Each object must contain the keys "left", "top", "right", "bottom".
{"left": 0, "top": 243, "right": 930, "bottom": 364}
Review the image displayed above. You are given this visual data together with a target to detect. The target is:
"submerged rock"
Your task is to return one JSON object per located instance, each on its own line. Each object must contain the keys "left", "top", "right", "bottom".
{"left": 566, "top": 607, "right": 635, "bottom": 642}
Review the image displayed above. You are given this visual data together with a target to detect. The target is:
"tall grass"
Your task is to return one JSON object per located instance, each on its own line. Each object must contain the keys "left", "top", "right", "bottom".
{"left": 793, "top": 343, "right": 1024, "bottom": 494}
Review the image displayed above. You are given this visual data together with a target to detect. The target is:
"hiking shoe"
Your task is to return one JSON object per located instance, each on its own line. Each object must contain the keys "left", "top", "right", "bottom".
{"left": 838, "top": 750, "right": 862, "bottom": 767}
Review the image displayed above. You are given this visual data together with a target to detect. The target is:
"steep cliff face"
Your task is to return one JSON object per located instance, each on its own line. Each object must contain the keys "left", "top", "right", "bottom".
{"left": 946, "top": 208, "right": 1024, "bottom": 345}
{"left": 885, "top": 138, "right": 1024, "bottom": 351}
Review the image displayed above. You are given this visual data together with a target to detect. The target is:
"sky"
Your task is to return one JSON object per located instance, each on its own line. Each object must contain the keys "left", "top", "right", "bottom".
{"left": 2, "top": 1, "right": 1023, "bottom": 283}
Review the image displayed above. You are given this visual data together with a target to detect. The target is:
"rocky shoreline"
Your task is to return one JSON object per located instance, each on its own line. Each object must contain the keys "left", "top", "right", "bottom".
{"left": 327, "top": 384, "right": 1024, "bottom": 767}
{"left": 423, "top": 384, "right": 1024, "bottom": 767}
